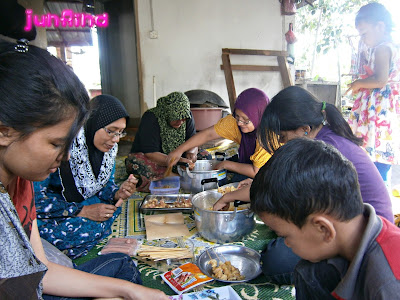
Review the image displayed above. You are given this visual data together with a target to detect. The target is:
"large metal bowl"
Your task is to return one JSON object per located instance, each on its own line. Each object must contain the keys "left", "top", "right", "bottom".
{"left": 192, "top": 190, "right": 255, "bottom": 243}
{"left": 196, "top": 245, "right": 262, "bottom": 283}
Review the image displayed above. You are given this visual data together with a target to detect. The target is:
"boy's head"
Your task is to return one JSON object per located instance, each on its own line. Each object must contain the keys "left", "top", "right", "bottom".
{"left": 250, "top": 138, "right": 363, "bottom": 262}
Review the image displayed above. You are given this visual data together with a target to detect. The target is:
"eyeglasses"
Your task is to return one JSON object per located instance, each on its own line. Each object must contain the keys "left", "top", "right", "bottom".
{"left": 233, "top": 114, "right": 252, "bottom": 125}
{"left": 103, "top": 127, "right": 127, "bottom": 138}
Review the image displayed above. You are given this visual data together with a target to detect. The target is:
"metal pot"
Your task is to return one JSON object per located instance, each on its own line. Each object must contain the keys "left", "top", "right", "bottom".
{"left": 178, "top": 160, "right": 227, "bottom": 194}
{"left": 192, "top": 190, "right": 255, "bottom": 243}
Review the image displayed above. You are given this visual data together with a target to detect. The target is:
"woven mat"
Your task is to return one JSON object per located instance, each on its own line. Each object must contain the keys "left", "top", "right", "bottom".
{"left": 73, "top": 157, "right": 296, "bottom": 299}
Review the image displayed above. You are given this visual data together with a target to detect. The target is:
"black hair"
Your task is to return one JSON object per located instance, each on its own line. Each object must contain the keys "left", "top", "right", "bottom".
{"left": 355, "top": 2, "right": 393, "bottom": 33}
{"left": 250, "top": 138, "right": 364, "bottom": 228}
{"left": 0, "top": 40, "right": 90, "bottom": 157}
{"left": 257, "top": 86, "right": 363, "bottom": 154}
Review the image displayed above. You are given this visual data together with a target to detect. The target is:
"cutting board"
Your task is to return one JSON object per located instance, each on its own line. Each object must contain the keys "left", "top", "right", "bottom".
{"left": 144, "top": 213, "right": 190, "bottom": 240}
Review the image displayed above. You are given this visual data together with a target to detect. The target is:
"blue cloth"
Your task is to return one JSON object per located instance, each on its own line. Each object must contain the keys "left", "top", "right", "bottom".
{"left": 43, "top": 253, "right": 142, "bottom": 300}
{"left": 260, "top": 237, "right": 300, "bottom": 285}
{"left": 34, "top": 167, "right": 120, "bottom": 259}
{"left": 374, "top": 161, "right": 392, "bottom": 189}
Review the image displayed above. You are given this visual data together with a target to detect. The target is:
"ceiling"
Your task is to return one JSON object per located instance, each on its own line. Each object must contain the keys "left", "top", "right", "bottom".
{"left": 44, "top": 0, "right": 94, "bottom": 47}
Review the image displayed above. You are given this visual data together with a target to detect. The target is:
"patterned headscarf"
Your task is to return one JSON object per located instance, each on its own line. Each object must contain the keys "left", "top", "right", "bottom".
{"left": 234, "top": 88, "right": 269, "bottom": 164}
{"left": 149, "top": 92, "right": 192, "bottom": 154}
{"left": 60, "top": 95, "right": 129, "bottom": 203}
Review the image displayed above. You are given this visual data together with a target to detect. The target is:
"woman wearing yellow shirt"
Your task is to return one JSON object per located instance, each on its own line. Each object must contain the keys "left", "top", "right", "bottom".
{"left": 167, "top": 88, "right": 270, "bottom": 179}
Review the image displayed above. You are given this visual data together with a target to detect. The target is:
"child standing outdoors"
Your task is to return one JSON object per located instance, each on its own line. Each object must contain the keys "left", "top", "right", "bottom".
{"left": 347, "top": 2, "right": 400, "bottom": 189}
{"left": 250, "top": 138, "right": 400, "bottom": 299}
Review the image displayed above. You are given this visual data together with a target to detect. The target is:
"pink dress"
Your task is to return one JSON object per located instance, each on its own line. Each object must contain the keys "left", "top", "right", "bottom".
{"left": 348, "top": 42, "right": 400, "bottom": 165}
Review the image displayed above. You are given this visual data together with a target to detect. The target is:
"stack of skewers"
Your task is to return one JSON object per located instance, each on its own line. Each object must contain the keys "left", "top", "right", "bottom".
{"left": 136, "top": 245, "right": 193, "bottom": 261}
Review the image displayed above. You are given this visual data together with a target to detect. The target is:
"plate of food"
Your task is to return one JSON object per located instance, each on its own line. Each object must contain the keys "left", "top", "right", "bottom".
{"left": 217, "top": 182, "right": 239, "bottom": 194}
{"left": 140, "top": 194, "right": 193, "bottom": 213}
{"left": 196, "top": 245, "right": 262, "bottom": 283}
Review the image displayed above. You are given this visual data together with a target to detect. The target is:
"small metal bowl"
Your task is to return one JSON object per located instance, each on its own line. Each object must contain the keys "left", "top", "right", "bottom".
{"left": 196, "top": 245, "right": 262, "bottom": 283}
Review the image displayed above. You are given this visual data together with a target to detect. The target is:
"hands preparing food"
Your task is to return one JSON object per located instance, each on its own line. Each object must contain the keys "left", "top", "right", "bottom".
{"left": 115, "top": 174, "right": 138, "bottom": 200}
{"left": 213, "top": 180, "right": 252, "bottom": 211}
{"left": 78, "top": 203, "right": 117, "bottom": 221}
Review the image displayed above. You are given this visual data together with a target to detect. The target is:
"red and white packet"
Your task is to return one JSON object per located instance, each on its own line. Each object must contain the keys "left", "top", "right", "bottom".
{"left": 161, "top": 262, "right": 213, "bottom": 294}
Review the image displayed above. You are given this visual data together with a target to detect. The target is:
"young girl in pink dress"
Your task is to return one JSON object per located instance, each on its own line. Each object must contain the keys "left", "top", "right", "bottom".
{"left": 347, "top": 2, "right": 400, "bottom": 189}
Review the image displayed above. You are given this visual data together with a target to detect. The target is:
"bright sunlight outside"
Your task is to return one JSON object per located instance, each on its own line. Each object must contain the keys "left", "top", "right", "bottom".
{"left": 48, "top": 28, "right": 101, "bottom": 96}
{"left": 294, "top": 0, "right": 400, "bottom": 84}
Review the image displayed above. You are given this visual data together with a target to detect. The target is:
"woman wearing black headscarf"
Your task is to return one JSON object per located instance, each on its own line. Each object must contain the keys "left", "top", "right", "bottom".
{"left": 34, "top": 95, "right": 138, "bottom": 259}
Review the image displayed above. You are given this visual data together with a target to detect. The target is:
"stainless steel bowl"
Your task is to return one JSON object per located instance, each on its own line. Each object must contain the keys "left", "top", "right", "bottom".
{"left": 196, "top": 245, "right": 262, "bottom": 283}
{"left": 192, "top": 190, "right": 255, "bottom": 243}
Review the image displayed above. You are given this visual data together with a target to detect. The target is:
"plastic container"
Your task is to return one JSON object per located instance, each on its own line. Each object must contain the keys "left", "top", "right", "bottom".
{"left": 149, "top": 176, "right": 180, "bottom": 194}
{"left": 190, "top": 107, "right": 223, "bottom": 131}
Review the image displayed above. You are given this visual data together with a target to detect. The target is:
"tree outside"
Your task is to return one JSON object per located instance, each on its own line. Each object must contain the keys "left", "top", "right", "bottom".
{"left": 293, "top": 0, "right": 399, "bottom": 83}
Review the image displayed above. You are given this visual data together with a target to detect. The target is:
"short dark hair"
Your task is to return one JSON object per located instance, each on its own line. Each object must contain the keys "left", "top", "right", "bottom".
{"left": 250, "top": 138, "right": 363, "bottom": 228}
{"left": 355, "top": 2, "right": 393, "bottom": 33}
{"left": 0, "top": 40, "right": 90, "bottom": 156}
{"left": 257, "top": 86, "right": 362, "bottom": 154}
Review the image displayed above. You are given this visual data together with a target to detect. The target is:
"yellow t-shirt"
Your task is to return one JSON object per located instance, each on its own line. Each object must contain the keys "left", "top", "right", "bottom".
{"left": 214, "top": 114, "right": 271, "bottom": 169}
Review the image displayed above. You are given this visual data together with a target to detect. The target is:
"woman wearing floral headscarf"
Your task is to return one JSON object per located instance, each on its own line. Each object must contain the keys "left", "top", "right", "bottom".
{"left": 125, "top": 92, "right": 199, "bottom": 192}
{"left": 167, "top": 88, "right": 271, "bottom": 181}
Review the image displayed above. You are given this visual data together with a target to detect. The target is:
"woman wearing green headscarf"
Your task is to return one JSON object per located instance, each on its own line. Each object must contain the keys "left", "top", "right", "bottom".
{"left": 125, "top": 92, "right": 200, "bottom": 191}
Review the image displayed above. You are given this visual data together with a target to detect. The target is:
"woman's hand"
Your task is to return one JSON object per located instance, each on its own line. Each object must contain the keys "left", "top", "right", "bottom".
{"left": 78, "top": 203, "right": 117, "bottom": 221}
{"left": 166, "top": 149, "right": 184, "bottom": 167}
{"left": 179, "top": 157, "right": 195, "bottom": 170}
{"left": 213, "top": 160, "right": 229, "bottom": 171}
{"left": 238, "top": 178, "right": 253, "bottom": 189}
{"left": 115, "top": 174, "right": 138, "bottom": 201}
{"left": 213, "top": 194, "right": 232, "bottom": 211}
{"left": 213, "top": 183, "right": 251, "bottom": 211}
{"left": 185, "top": 152, "right": 197, "bottom": 163}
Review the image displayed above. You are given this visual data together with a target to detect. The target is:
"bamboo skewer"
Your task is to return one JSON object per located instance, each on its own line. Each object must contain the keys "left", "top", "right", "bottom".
{"left": 136, "top": 245, "right": 193, "bottom": 261}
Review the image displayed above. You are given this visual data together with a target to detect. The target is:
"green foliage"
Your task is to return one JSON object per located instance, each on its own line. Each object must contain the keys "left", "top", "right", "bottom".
{"left": 294, "top": 0, "right": 381, "bottom": 80}
{"left": 297, "top": 0, "right": 373, "bottom": 54}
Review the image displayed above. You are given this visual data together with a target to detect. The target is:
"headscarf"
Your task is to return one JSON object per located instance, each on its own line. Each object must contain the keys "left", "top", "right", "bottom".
{"left": 234, "top": 88, "right": 269, "bottom": 164}
{"left": 59, "top": 95, "right": 129, "bottom": 203}
{"left": 149, "top": 92, "right": 192, "bottom": 154}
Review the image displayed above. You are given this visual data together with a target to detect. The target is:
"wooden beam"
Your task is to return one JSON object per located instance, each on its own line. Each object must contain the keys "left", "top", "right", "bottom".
{"left": 222, "top": 48, "right": 288, "bottom": 57}
{"left": 277, "top": 56, "right": 293, "bottom": 88}
{"left": 220, "top": 65, "right": 280, "bottom": 72}
{"left": 221, "top": 53, "right": 236, "bottom": 111}
{"left": 220, "top": 48, "right": 293, "bottom": 110}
